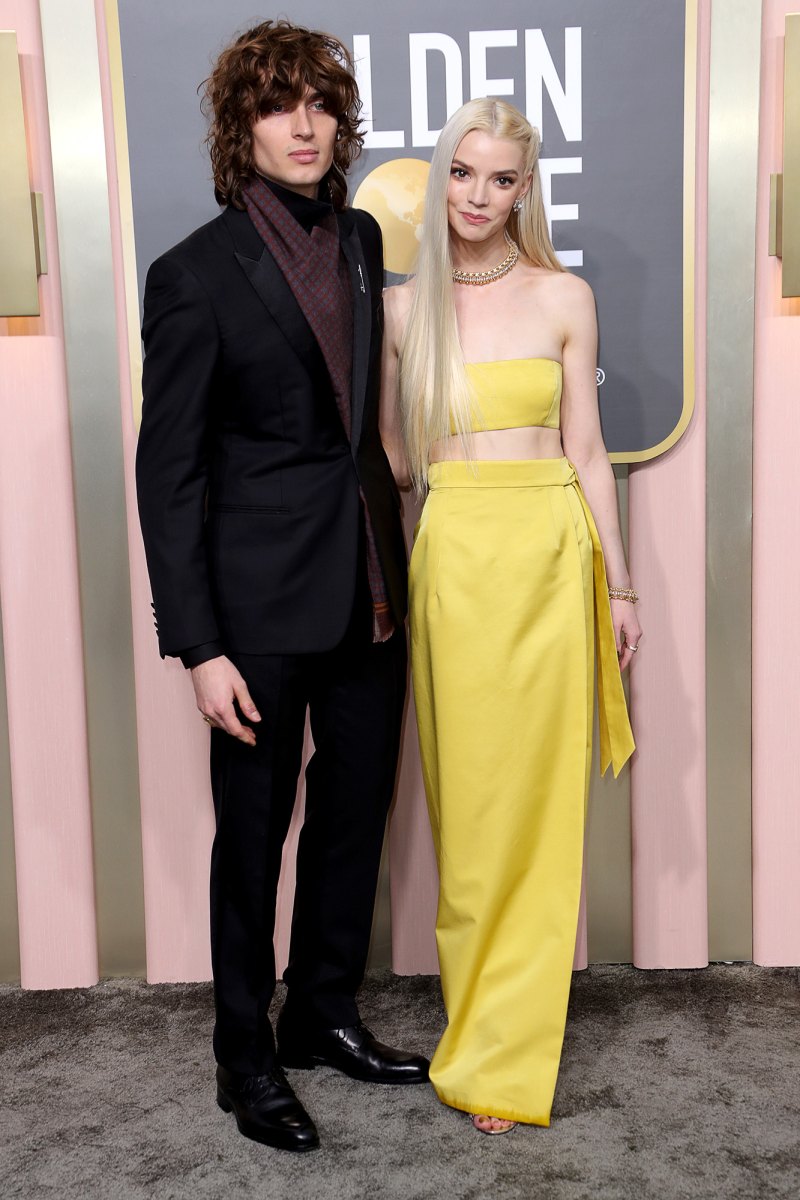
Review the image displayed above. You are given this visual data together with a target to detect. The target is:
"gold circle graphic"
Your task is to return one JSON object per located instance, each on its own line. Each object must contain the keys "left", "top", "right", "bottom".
{"left": 353, "top": 158, "right": 430, "bottom": 276}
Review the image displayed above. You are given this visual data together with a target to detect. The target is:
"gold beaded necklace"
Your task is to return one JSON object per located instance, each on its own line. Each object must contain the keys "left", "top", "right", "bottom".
{"left": 452, "top": 231, "right": 519, "bottom": 287}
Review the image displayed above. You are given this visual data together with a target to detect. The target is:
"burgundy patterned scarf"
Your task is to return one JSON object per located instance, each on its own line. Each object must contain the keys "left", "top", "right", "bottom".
{"left": 241, "top": 177, "right": 393, "bottom": 643}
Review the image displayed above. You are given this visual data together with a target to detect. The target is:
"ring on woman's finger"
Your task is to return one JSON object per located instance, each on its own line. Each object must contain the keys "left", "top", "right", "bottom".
{"left": 628, "top": 644, "right": 639, "bottom": 652}
{"left": 202, "top": 716, "right": 213, "bottom": 725}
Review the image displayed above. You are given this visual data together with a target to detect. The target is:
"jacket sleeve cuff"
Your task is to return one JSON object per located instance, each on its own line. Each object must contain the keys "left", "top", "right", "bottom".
{"left": 179, "top": 641, "right": 225, "bottom": 670}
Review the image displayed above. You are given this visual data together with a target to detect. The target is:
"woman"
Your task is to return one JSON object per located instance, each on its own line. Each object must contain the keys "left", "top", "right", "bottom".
{"left": 380, "top": 99, "right": 638, "bottom": 1134}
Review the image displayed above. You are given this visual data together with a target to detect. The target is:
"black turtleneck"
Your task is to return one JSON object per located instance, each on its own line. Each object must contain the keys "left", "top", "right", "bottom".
{"left": 259, "top": 174, "right": 335, "bottom": 232}
{"left": 179, "top": 174, "right": 337, "bottom": 671}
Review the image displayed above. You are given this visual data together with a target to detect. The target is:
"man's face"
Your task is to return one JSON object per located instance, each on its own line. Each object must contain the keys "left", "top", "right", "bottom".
{"left": 251, "top": 84, "right": 339, "bottom": 199}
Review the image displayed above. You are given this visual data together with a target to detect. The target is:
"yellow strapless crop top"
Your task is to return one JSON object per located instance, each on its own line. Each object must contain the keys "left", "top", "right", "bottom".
{"left": 449, "top": 358, "right": 562, "bottom": 435}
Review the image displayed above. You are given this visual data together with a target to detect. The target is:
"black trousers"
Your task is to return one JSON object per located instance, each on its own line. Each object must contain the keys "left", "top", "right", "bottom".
{"left": 209, "top": 591, "right": 407, "bottom": 1075}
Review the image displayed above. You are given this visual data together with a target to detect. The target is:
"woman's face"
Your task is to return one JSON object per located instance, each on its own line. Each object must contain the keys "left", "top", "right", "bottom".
{"left": 447, "top": 130, "right": 530, "bottom": 242}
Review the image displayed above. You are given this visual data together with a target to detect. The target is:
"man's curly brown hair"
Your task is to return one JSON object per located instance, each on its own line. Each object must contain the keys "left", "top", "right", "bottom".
{"left": 201, "top": 20, "right": 364, "bottom": 211}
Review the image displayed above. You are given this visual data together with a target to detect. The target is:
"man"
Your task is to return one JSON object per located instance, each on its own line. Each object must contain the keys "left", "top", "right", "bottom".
{"left": 135, "top": 20, "right": 427, "bottom": 1154}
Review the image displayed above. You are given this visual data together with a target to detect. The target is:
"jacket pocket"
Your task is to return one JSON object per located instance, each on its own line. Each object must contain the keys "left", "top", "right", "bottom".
{"left": 211, "top": 504, "right": 290, "bottom": 514}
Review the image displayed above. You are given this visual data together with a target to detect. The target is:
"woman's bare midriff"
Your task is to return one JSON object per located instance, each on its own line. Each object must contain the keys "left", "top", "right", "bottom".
{"left": 429, "top": 426, "right": 564, "bottom": 463}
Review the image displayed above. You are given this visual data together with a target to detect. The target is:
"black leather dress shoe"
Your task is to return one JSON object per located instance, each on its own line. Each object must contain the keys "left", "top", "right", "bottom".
{"left": 216, "top": 1064, "right": 320, "bottom": 1152}
{"left": 276, "top": 1015, "right": 430, "bottom": 1085}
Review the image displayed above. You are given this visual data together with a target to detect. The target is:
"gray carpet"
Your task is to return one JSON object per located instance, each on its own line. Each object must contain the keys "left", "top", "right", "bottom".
{"left": 1, "top": 965, "right": 799, "bottom": 1200}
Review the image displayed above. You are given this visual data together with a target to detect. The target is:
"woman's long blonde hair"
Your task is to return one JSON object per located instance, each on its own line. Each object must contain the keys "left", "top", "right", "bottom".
{"left": 399, "top": 98, "right": 564, "bottom": 494}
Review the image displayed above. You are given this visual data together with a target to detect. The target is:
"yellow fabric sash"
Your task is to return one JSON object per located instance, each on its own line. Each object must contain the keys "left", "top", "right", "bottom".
{"left": 568, "top": 466, "right": 635, "bottom": 777}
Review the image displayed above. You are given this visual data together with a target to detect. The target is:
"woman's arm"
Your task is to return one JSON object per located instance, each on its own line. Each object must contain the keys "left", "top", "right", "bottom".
{"left": 558, "top": 273, "right": 642, "bottom": 671}
{"left": 379, "top": 284, "right": 412, "bottom": 489}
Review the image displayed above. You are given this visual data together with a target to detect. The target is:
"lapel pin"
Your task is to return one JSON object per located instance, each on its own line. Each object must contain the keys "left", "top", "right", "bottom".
{"left": 357, "top": 264, "right": 366, "bottom": 294}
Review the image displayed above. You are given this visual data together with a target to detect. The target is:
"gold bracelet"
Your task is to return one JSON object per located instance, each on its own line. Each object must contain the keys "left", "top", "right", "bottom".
{"left": 608, "top": 586, "right": 639, "bottom": 604}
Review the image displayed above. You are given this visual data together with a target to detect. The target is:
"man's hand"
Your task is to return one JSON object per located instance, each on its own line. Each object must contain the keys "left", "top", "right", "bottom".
{"left": 191, "top": 656, "right": 261, "bottom": 746}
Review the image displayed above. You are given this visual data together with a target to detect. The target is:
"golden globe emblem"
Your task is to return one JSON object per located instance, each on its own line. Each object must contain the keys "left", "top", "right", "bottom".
{"left": 353, "top": 158, "right": 430, "bottom": 276}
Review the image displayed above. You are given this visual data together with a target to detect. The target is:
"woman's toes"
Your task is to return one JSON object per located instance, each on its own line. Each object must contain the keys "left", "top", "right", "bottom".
{"left": 471, "top": 1113, "right": 515, "bottom": 1133}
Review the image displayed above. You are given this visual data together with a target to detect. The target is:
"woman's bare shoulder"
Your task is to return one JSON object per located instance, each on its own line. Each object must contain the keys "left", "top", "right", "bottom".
{"left": 542, "top": 268, "right": 595, "bottom": 313}
{"left": 382, "top": 279, "right": 415, "bottom": 348}
{"left": 383, "top": 277, "right": 416, "bottom": 317}
{"left": 527, "top": 270, "right": 596, "bottom": 344}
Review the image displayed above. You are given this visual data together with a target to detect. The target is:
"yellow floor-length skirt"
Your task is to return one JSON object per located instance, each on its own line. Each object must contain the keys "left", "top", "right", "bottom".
{"left": 409, "top": 458, "right": 634, "bottom": 1127}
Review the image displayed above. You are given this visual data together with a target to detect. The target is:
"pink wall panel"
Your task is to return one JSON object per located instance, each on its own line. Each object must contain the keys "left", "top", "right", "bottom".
{"left": 0, "top": 0, "right": 98, "bottom": 989}
{"left": 751, "top": 0, "right": 800, "bottom": 967}
{"left": 628, "top": 427, "right": 708, "bottom": 968}
{"left": 625, "top": 0, "right": 710, "bottom": 969}
{"left": 0, "top": 340, "right": 98, "bottom": 988}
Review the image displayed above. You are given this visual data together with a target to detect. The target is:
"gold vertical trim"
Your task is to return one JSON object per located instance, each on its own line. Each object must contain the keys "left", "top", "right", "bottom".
{"left": 31, "top": 192, "right": 47, "bottom": 276}
{"left": 0, "top": 603, "right": 21, "bottom": 983}
{"left": 0, "top": 31, "right": 40, "bottom": 317}
{"left": 781, "top": 15, "right": 800, "bottom": 297}
{"left": 38, "top": 0, "right": 145, "bottom": 976}
{"left": 705, "top": 0, "right": 761, "bottom": 961}
{"left": 103, "top": 0, "right": 143, "bottom": 428}
{"left": 681, "top": 0, "right": 698, "bottom": 457}
{"left": 587, "top": 469, "right": 632, "bottom": 962}
{"left": 769, "top": 173, "right": 783, "bottom": 257}
{"left": 587, "top": 761, "right": 632, "bottom": 961}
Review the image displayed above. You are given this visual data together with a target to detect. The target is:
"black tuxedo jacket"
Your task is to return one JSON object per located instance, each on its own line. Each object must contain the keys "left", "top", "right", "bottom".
{"left": 135, "top": 204, "right": 407, "bottom": 658}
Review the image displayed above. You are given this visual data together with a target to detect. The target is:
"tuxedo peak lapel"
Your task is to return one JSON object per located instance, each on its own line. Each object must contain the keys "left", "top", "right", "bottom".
{"left": 338, "top": 213, "right": 371, "bottom": 457}
{"left": 233, "top": 249, "right": 315, "bottom": 368}
{"left": 223, "top": 206, "right": 314, "bottom": 368}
